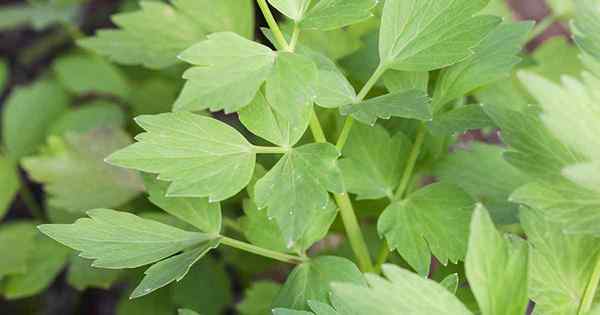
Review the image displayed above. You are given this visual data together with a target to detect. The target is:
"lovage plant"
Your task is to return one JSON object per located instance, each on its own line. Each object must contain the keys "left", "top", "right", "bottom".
{"left": 2, "top": 0, "right": 600, "bottom": 314}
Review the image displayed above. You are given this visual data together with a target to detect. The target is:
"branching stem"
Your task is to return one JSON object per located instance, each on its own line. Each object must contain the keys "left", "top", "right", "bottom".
{"left": 256, "top": 0, "right": 289, "bottom": 50}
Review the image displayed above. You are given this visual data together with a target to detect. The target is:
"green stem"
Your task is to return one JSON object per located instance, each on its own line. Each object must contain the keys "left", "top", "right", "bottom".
{"left": 334, "top": 193, "right": 374, "bottom": 272}
{"left": 579, "top": 256, "right": 600, "bottom": 314}
{"left": 223, "top": 217, "right": 243, "bottom": 233}
{"left": 19, "top": 177, "right": 45, "bottom": 221}
{"left": 289, "top": 23, "right": 301, "bottom": 52}
{"left": 528, "top": 14, "right": 559, "bottom": 41}
{"left": 394, "top": 124, "right": 426, "bottom": 200}
{"left": 220, "top": 236, "right": 307, "bottom": 264}
{"left": 374, "top": 240, "right": 390, "bottom": 274}
{"left": 253, "top": 145, "right": 289, "bottom": 154}
{"left": 335, "top": 63, "right": 387, "bottom": 151}
{"left": 256, "top": 0, "right": 290, "bottom": 50}
{"left": 309, "top": 108, "right": 328, "bottom": 143}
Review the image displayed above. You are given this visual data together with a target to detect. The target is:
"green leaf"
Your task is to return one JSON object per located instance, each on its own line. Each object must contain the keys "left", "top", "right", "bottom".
{"left": 314, "top": 66, "right": 356, "bottom": 109}
{"left": 128, "top": 77, "right": 179, "bottom": 116}
{"left": 265, "top": 52, "right": 318, "bottom": 134}
{"left": 255, "top": 143, "right": 343, "bottom": 245}
{"left": 38, "top": 208, "right": 216, "bottom": 268}
{"left": 432, "top": 143, "right": 531, "bottom": 224}
{"left": 116, "top": 286, "right": 174, "bottom": 315}
{"left": 0, "top": 221, "right": 37, "bottom": 278}
{"left": 3, "top": 235, "right": 71, "bottom": 299}
{"left": 529, "top": 37, "right": 584, "bottom": 83}
{"left": 573, "top": 0, "right": 600, "bottom": 63}
{"left": 331, "top": 264, "right": 471, "bottom": 314}
{"left": 432, "top": 22, "right": 533, "bottom": 111}
{"left": 272, "top": 256, "right": 365, "bottom": 310}
{"left": 474, "top": 79, "right": 529, "bottom": 112}
{"left": 383, "top": 70, "right": 429, "bottom": 93}
{"left": 175, "top": 0, "right": 255, "bottom": 39}
{"left": 107, "top": 112, "right": 256, "bottom": 202}
{"left": 178, "top": 309, "right": 200, "bottom": 315}
{"left": 48, "top": 100, "right": 126, "bottom": 137}
{"left": 144, "top": 176, "right": 222, "bottom": 235}
{"left": 426, "top": 104, "right": 493, "bottom": 135}
{"left": 176, "top": 32, "right": 276, "bottom": 113}
{"left": 300, "top": 0, "right": 377, "bottom": 31}
{"left": 239, "top": 90, "right": 309, "bottom": 147}
{"left": 52, "top": 53, "right": 130, "bottom": 98}
{"left": 378, "top": 183, "right": 475, "bottom": 275}
{"left": 0, "top": 59, "right": 7, "bottom": 91}
{"left": 268, "top": 0, "right": 311, "bottom": 21}
{"left": 238, "top": 281, "right": 282, "bottom": 315}
{"left": 22, "top": 128, "right": 144, "bottom": 213}
{"left": 481, "top": 0, "right": 513, "bottom": 19}
{"left": 2, "top": 79, "right": 68, "bottom": 160}
{"left": 131, "top": 238, "right": 220, "bottom": 298}
{"left": 379, "top": 0, "right": 501, "bottom": 71}
{"left": 548, "top": 0, "right": 574, "bottom": 17}
{"left": 521, "top": 208, "right": 600, "bottom": 315}
{"left": 67, "top": 255, "right": 122, "bottom": 291}
{"left": 440, "top": 273, "right": 459, "bottom": 294}
{"left": 340, "top": 90, "right": 432, "bottom": 126}
{"left": 465, "top": 205, "right": 529, "bottom": 315}
{"left": 339, "top": 123, "right": 412, "bottom": 200}
{"left": 0, "top": 155, "right": 19, "bottom": 219}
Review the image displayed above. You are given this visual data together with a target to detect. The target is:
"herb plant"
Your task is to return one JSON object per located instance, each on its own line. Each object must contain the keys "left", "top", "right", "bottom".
{"left": 1, "top": 0, "right": 600, "bottom": 314}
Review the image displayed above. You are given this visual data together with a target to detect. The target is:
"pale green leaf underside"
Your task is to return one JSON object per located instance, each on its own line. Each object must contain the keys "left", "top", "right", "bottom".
{"left": 107, "top": 112, "right": 256, "bottom": 202}
{"left": 378, "top": 183, "right": 475, "bottom": 275}
{"left": 379, "top": 0, "right": 501, "bottom": 71}
{"left": 38, "top": 209, "right": 215, "bottom": 269}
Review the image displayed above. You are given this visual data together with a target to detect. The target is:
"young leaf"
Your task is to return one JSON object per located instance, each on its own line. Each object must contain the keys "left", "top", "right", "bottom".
{"left": 431, "top": 22, "right": 533, "bottom": 111}
{"left": 340, "top": 90, "right": 432, "bottom": 126}
{"left": 339, "top": 123, "right": 412, "bottom": 200}
{"left": 426, "top": 104, "right": 493, "bottom": 135}
{"left": 378, "top": 183, "right": 476, "bottom": 275}
{"left": 239, "top": 90, "right": 309, "bottom": 147}
{"left": 52, "top": 53, "right": 130, "bottom": 98}
{"left": 379, "top": 0, "right": 501, "bottom": 71}
{"left": 144, "top": 177, "right": 222, "bottom": 235}
{"left": 176, "top": 32, "right": 276, "bottom": 113}
{"left": 38, "top": 208, "right": 216, "bottom": 268}
{"left": 67, "top": 255, "right": 122, "bottom": 291}
{"left": 0, "top": 155, "right": 19, "bottom": 219}
{"left": 300, "top": 0, "right": 377, "bottom": 31}
{"left": 0, "top": 221, "right": 37, "bottom": 278}
{"left": 22, "top": 128, "right": 144, "bottom": 213}
{"left": 268, "top": 0, "right": 311, "bottom": 21}
{"left": 465, "top": 205, "right": 529, "bottom": 315}
{"left": 255, "top": 143, "right": 344, "bottom": 245}
{"left": 2, "top": 79, "right": 68, "bottom": 160}
{"left": 272, "top": 256, "right": 365, "bottom": 310}
{"left": 3, "top": 235, "right": 70, "bottom": 299}
{"left": 521, "top": 208, "right": 600, "bottom": 315}
{"left": 131, "top": 238, "right": 220, "bottom": 298}
{"left": 107, "top": 112, "right": 256, "bottom": 202}
{"left": 331, "top": 264, "right": 472, "bottom": 314}
{"left": 237, "top": 281, "right": 282, "bottom": 315}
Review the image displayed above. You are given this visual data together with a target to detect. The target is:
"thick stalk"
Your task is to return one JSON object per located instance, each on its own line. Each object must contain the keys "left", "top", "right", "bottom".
{"left": 334, "top": 193, "right": 374, "bottom": 272}
{"left": 289, "top": 24, "right": 301, "bottom": 52}
{"left": 309, "top": 108, "right": 328, "bottom": 143}
{"left": 579, "top": 257, "right": 600, "bottom": 314}
{"left": 220, "top": 236, "right": 307, "bottom": 264}
{"left": 256, "top": 0, "right": 289, "bottom": 50}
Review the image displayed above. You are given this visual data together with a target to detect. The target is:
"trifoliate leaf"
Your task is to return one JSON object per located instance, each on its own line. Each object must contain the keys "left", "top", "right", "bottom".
{"left": 67, "top": 255, "right": 122, "bottom": 291}
{"left": 265, "top": 52, "right": 318, "bottom": 133}
{"left": 427, "top": 104, "right": 493, "bottom": 135}
{"left": 176, "top": 32, "right": 276, "bottom": 113}
{"left": 330, "top": 264, "right": 472, "bottom": 314}
{"left": 22, "top": 128, "right": 144, "bottom": 213}
{"left": 268, "top": 0, "right": 311, "bottom": 21}
{"left": 238, "top": 281, "right": 282, "bottom": 315}
{"left": 379, "top": 0, "right": 501, "bottom": 71}
{"left": 107, "top": 112, "right": 256, "bottom": 202}
{"left": 144, "top": 176, "right": 222, "bottom": 235}
{"left": 465, "top": 205, "right": 529, "bottom": 315}
{"left": 239, "top": 90, "right": 309, "bottom": 147}
{"left": 573, "top": 0, "right": 600, "bottom": 63}
{"left": 432, "top": 22, "right": 533, "bottom": 111}
{"left": 0, "top": 221, "right": 37, "bottom": 278}
{"left": 2, "top": 79, "right": 68, "bottom": 160}
{"left": 383, "top": 70, "right": 429, "bottom": 93}
{"left": 339, "top": 123, "right": 412, "bottom": 200}
{"left": 272, "top": 256, "right": 365, "bottom": 310}
{"left": 52, "top": 53, "right": 130, "bottom": 98}
{"left": 0, "top": 155, "right": 19, "bottom": 219}
{"left": 378, "top": 183, "right": 475, "bottom": 275}
{"left": 3, "top": 235, "right": 70, "bottom": 299}
{"left": 432, "top": 143, "right": 531, "bottom": 224}
{"left": 300, "top": 0, "right": 377, "bottom": 31}
{"left": 48, "top": 100, "right": 126, "bottom": 137}
{"left": 254, "top": 143, "right": 344, "bottom": 245}
{"left": 521, "top": 208, "right": 600, "bottom": 315}
{"left": 79, "top": 0, "right": 254, "bottom": 69}
{"left": 38, "top": 208, "right": 216, "bottom": 268}
{"left": 131, "top": 238, "right": 220, "bottom": 298}
{"left": 340, "top": 90, "right": 432, "bottom": 126}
